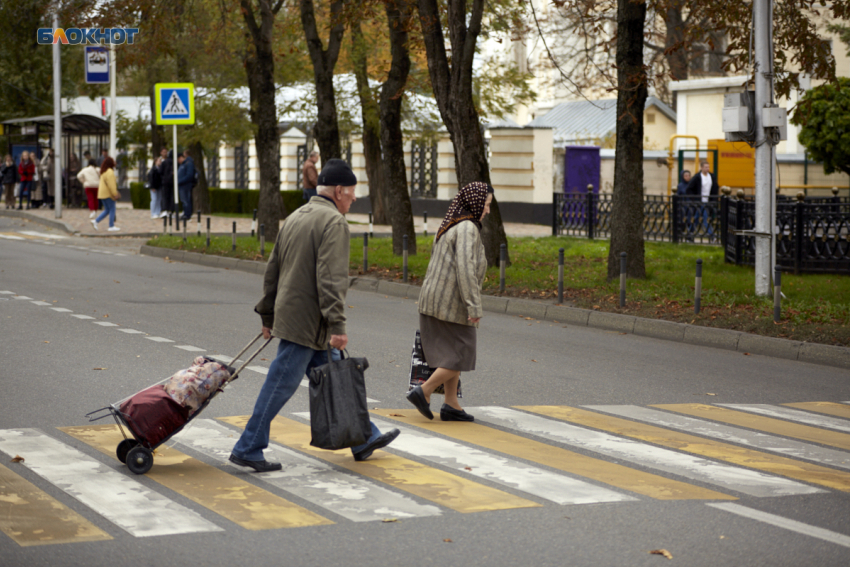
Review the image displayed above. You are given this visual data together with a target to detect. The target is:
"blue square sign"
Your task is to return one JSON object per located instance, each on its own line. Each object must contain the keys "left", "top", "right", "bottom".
{"left": 85, "top": 46, "right": 109, "bottom": 84}
{"left": 154, "top": 83, "right": 195, "bottom": 125}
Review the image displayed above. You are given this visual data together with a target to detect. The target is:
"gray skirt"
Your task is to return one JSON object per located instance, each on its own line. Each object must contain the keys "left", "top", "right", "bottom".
{"left": 419, "top": 313, "right": 477, "bottom": 372}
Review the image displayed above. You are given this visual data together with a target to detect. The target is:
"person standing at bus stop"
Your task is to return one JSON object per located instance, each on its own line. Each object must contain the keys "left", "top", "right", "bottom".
{"left": 2, "top": 155, "right": 18, "bottom": 209}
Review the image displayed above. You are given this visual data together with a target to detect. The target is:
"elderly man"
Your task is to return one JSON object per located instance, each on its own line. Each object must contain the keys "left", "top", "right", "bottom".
{"left": 230, "top": 159, "right": 399, "bottom": 472}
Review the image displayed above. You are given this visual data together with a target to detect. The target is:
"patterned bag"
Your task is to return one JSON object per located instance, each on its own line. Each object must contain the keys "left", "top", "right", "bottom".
{"left": 408, "top": 330, "right": 461, "bottom": 398}
{"left": 164, "top": 357, "right": 232, "bottom": 414}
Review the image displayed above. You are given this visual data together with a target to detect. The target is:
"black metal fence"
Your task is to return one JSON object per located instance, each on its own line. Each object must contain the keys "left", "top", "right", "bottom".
{"left": 553, "top": 193, "right": 850, "bottom": 274}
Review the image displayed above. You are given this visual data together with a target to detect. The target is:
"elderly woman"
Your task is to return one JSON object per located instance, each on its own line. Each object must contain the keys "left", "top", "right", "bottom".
{"left": 406, "top": 181, "right": 494, "bottom": 422}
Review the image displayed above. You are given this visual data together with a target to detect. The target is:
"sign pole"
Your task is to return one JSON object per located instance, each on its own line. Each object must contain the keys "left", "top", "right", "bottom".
{"left": 109, "top": 42, "right": 117, "bottom": 160}
{"left": 52, "top": 11, "right": 62, "bottom": 218}
{"left": 173, "top": 124, "right": 179, "bottom": 214}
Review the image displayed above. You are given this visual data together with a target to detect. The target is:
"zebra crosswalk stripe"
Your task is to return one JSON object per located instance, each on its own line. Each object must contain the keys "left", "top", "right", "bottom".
{"left": 61, "top": 424, "right": 333, "bottom": 530}
{"left": 371, "top": 409, "right": 733, "bottom": 501}
{"left": 355, "top": 414, "right": 636, "bottom": 506}
{"left": 585, "top": 405, "right": 850, "bottom": 472}
{"left": 0, "top": 429, "right": 222, "bottom": 538}
{"left": 176, "top": 419, "right": 442, "bottom": 522}
{"left": 522, "top": 406, "right": 850, "bottom": 493}
{"left": 481, "top": 407, "right": 821, "bottom": 497}
{"left": 220, "top": 415, "right": 541, "bottom": 513}
{"left": 719, "top": 404, "right": 850, "bottom": 433}
{"left": 0, "top": 463, "right": 111, "bottom": 546}
{"left": 783, "top": 402, "right": 850, "bottom": 421}
{"left": 654, "top": 404, "right": 850, "bottom": 451}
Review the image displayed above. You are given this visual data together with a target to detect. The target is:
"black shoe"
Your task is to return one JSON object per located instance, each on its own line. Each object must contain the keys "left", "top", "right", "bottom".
{"left": 228, "top": 453, "right": 282, "bottom": 472}
{"left": 406, "top": 386, "right": 434, "bottom": 420}
{"left": 353, "top": 428, "right": 401, "bottom": 461}
{"left": 440, "top": 404, "right": 474, "bottom": 422}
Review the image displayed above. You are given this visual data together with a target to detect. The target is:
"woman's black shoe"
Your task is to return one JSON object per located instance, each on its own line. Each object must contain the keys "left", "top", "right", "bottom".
{"left": 406, "top": 386, "right": 434, "bottom": 420}
{"left": 440, "top": 404, "right": 474, "bottom": 422}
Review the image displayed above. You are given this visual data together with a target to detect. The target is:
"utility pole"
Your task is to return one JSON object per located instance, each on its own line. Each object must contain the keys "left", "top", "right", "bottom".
{"left": 109, "top": 41, "right": 117, "bottom": 159}
{"left": 753, "top": 0, "right": 774, "bottom": 296}
{"left": 52, "top": 10, "right": 62, "bottom": 218}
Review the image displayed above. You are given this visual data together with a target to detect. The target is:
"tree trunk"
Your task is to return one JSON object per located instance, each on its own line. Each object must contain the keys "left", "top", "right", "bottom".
{"left": 148, "top": 84, "right": 164, "bottom": 162}
{"left": 300, "top": 0, "right": 345, "bottom": 161}
{"left": 191, "top": 140, "right": 210, "bottom": 214}
{"left": 416, "top": 0, "right": 508, "bottom": 267}
{"left": 664, "top": 2, "right": 688, "bottom": 84}
{"left": 380, "top": 0, "right": 417, "bottom": 256}
{"left": 607, "top": 0, "right": 648, "bottom": 280}
{"left": 351, "top": 20, "right": 387, "bottom": 224}
{"left": 241, "top": 0, "right": 284, "bottom": 244}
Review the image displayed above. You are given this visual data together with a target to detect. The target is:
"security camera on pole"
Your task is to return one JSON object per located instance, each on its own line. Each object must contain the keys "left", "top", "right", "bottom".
{"left": 154, "top": 83, "right": 195, "bottom": 216}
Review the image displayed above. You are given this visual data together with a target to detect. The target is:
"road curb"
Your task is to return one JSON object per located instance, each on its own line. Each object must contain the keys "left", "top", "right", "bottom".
{"left": 0, "top": 209, "right": 78, "bottom": 234}
{"left": 138, "top": 244, "right": 850, "bottom": 371}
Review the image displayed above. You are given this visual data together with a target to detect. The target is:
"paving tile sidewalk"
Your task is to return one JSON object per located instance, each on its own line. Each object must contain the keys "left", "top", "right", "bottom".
{"left": 14, "top": 205, "right": 552, "bottom": 238}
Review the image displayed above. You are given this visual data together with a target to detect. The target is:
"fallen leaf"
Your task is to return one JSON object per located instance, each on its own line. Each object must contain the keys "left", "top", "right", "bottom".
{"left": 113, "top": 280, "right": 120, "bottom": 284}
{"left": 43, "top": 341, "right": 49, "bottom": 343}
{"left": 382, "top": 518, "right": 398, "bottom": 523}
{"left": 443, "top": 538, "right": 453, "bottom": 543}
{"left": 649, "top": 549, "right": 672, "bottom": 559}
{"left": 719, "top": 535, "right": 725, "bottom": 539}
{"left": 348, "top": 305, "right": 354, "bottom": 308}
{"left": 464, "top": 467, "right": 473, "bottom": 471}
{"left": 743, "top": 352, "right": 751, "bottom": 356}
{"left": 261, "top": 358, "right": 268, "bottom": 361}
{"left": 11, "top": 455, "right": 24, "bottom": 463}
{"left": 389, "top": 413, "right": 405, "bottom": 417}
{"left": 531, "top": 359, "right": 538, "bottom": 363}
{"left": 525, "top": 317, "right": 533, "bottom": 320}
{"left": 103, "top": 314, "right": 109, "bottom": 318}
{"left": 93, "top": 367, "right": 107, "bottom": 370}
{"left": 706, "top": 393, "right": 717, "bottom": 396}
{"left": 52, "top": 300, "right": 57, "bottom": 303}
{"left": 592, "top": 305, "right": 600, "bottom": 309}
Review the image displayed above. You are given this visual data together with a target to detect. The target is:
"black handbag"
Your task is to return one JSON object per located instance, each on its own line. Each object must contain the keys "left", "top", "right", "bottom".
{"left": 408, "top": 330, "right": 461, "bottom": 398}
{"left": 308, "top": 349, "right": 372, "bottom": 450}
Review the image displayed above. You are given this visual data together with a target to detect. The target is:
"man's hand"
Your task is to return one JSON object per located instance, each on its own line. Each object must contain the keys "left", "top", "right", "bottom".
{"left": 262, "top": 326, "right": 272, "bottom": 340}
{"left": 468, "top": 317, "right": 481, "bottom": 324}
{"left": 329, "top": 334, "right": 348, "bottom": 350}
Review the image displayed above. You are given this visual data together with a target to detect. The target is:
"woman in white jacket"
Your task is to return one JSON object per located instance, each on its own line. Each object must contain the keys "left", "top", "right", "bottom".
{"left": 76, "top": 159, "right": 100, "bottom": 218}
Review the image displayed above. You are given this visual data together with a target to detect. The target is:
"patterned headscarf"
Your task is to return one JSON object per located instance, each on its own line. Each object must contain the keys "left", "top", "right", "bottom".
{"left": 435, "top": 181, "right": 494, "bottom": 242}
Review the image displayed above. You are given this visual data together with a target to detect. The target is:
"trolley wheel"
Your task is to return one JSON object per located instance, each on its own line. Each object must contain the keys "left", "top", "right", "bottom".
{"left": 116, "top": 439, "right": 139, "bottom": 464}
{"left": 126, "top": 446, "right": 154, "bottom": 475}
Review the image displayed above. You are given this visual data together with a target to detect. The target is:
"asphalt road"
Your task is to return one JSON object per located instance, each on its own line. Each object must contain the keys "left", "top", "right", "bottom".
{"left": 2, "top": 216, "right": 850, "bottom": 567}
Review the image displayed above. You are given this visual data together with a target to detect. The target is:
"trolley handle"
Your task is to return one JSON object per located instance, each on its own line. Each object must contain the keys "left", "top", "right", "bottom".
{"left": 227, "top": 333, "right": 274, "bottom": 382}
{"left": 85, "top": 407, "right": 114, "bottom": 422}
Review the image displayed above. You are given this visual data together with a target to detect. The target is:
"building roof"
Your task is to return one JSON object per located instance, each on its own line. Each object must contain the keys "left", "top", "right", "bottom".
{"left": 528, "top": 96, "right": 676, "bottom": 145}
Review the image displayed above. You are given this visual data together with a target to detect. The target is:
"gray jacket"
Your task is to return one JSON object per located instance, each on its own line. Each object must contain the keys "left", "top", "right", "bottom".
{"left": 255, "top": 197, "right": 350, "bottom": 350}
{"left": 418, "top": 221, "right": 487, "bottom": 326}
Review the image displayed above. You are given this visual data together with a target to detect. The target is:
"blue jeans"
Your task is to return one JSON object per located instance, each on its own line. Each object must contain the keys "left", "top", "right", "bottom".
{"left": 150, "top": 189, "right": 161, "bottom": 217}
{"left": 231, "top": 338, "right": 382, "bottom": 461}
{"left": 95, "top": 198, "right": 116, "bottom": 227}
{"left": 302, "top": 187, "right": 317, "bottom": 203}
{"left": 179, "top": 185, "right": 193, "bottom": 219}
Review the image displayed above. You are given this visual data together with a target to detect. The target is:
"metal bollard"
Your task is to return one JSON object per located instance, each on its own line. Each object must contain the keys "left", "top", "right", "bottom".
{"left": 499, "top": 243, "right": 506, "bottom": 293}
{"left": 423, "top": 211, "right": 428, "bottom": 237}
{"left": 163, "top": 215, "right": 167, "bottom": 235}
{"left": 175, "top": 211, "right": 180, "bottom": 232}
{"left": 205, "top": 217, "right": 210, "bottom": 248}
{"left": 232, "top": 221, "right": 237, "bottom": 252}
{"left": 182, "top": 219, "right": 187, "bottom": 243}
{"left": 619, "top": 252, "right": 627, "bottom": 307}
{"left": 251, "top": 208, "right": 257, "bottom": 238}
{"left": 168, "top": 213, "right": 173, "bottom": 234}
{"left": 557, "top": 248, "right": 564, "bottom": 304}
{"left": 197, "top": 211, "right": 201, "bottom": 236}
{"left": 363, "top": 233, "right": 368, "bottom": 274}
{"left": 403, "top": 234, "right": 409, "bottom": 283}
{"left": 774, "top": 266, "right": 782, "bottom": 323}
{"left": 694, "top": 258, "right": 703, "bottom": 314}
{"left": 368, "top": 212, "right": 373, "bottom": 237}
{"left": 260, "top": 224, "right": 265, "bottom": 257}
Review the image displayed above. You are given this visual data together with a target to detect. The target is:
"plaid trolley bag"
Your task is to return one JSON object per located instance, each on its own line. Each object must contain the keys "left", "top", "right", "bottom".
{"left": 87, "top": 333, "right": 272, "bottom": 475}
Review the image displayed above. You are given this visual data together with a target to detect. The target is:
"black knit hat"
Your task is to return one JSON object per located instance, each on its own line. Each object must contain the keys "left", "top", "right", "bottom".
{"left": 317, "top": 158, "right": 357, "bottom": 186}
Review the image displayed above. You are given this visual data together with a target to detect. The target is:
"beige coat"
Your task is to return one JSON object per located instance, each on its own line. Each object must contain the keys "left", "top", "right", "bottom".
{"left": 418, "top": 221, "right": 487, "bottom": 326}
{"left": 77, "top": 165, "right": 100, "bottom": 188}
{"left": 255, "top": 196, "right": 350, "bottom": 350}
{"left": 97, "top": 168, "right": 119, "bottom": 200}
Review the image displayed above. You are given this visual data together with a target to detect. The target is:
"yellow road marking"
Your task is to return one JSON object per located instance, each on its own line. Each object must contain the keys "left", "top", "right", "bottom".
{"left": 371, "top": 410, "right": 733, "bottom": 501}
{"left": 653, "top": 404, "right": 850, "bottom": 452}
{"left": 522, "top": 406, "right": 850, "bottom": 492}
{"left": 783, "top": 402, "right": 850, "bottom": 421}
{"left": 60, "top": 425, "right": 332, "bottom": 530}
{"left": 0, "top": 463, "right": 111, "bottom": 547}
{"left": 219, "top": 415, "right": 539, "bottom": 513}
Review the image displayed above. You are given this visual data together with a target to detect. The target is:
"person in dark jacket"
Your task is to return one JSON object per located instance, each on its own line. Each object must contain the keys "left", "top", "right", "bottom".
{"left": 676, "top": 170, "right": 691, "bottom": 195}
{"left": 177, "top": 150, "right": 195, "bottom": 220}
{"left": 2, "top": 154, "right": 18, "bottom": 209}
{"left": 685, "top": 161, "right": 719, "bottom": 240}
{"left": 159, "top": 149, "right": 174, "bottom": 217}
{"left": 17, "top": 151, "right": 35, "bottom": 210}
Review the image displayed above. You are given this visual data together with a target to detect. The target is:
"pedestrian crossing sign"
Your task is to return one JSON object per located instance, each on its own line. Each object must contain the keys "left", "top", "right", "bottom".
{"left": 155, "top": 83, "right": 195, "bottom": 125}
